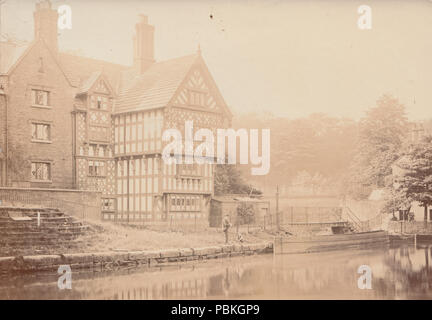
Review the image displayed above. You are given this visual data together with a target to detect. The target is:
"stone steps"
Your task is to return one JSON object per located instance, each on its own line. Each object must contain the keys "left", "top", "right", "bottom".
{"left": 0, "top": 206, "right": 88, "bottom": 252}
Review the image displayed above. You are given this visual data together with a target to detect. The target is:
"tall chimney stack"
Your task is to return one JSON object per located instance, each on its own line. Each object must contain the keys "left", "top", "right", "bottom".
{"left": 133, "top": 15, "right": 155, "bottom": 73}
{"left": 34, "top": 0, "right": 58, "bottom": 52}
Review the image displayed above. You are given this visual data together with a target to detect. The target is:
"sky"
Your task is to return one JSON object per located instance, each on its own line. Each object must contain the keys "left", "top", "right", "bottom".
{"left": 1, "top": 0, "right": 432, "bottom": 120}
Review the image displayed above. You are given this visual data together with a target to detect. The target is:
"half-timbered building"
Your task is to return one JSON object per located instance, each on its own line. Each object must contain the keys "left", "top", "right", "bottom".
{"left": 0, "top": 1, "right": 232, "bottom": 228}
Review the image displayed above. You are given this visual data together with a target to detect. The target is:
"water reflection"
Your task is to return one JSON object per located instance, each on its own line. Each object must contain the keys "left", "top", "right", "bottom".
{"left": 1, "top": 244, "right": 432, "bottom": 299}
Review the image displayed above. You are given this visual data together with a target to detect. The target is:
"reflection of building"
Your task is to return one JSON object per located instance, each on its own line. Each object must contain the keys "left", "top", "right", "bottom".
{"left": 0, "top": 1, "right": 232, "bottom": 226}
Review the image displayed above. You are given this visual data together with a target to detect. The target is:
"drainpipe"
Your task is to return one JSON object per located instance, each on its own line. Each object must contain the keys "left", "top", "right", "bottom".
{"left": 127, "top": 157, "right": 130, "bottom": 224}
{"left": 0, "top": 84, "right": 9, "bottom": 186}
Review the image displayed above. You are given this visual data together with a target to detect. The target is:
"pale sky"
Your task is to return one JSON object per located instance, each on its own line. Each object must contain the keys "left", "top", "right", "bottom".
{"left": 2, "top": 0, "right": 432, "bottom": 120}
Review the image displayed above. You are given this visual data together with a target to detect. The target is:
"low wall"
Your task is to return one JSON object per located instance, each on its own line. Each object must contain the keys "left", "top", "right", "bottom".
{"left": 127, "top": 219, "right": 210, "bottom": 232}
{"left": 0, "top": 187, "right": 102, "bottom": 221}
{"left": 0, "top": 242, "right": 273, "bottom": 273}
{"left": 388, "top": 221, "right": 432, "bottom": 234}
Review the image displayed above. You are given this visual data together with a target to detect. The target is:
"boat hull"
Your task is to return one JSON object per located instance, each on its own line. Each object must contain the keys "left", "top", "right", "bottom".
{"left": 274, "top": 230, "right": 389, "bottom": 254}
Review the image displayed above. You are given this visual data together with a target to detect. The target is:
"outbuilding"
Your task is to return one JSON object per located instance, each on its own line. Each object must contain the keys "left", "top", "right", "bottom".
{"left": 210, "top": 195, "right": 271, "bottom": 229}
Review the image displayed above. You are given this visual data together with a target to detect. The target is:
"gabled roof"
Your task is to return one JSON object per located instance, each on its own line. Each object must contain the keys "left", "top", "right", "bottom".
{"left": 0, "top": 41, "right": 30, "bottom": 74}
{"left": 1, "top": 38, "right": 232, "bottom": 119}
{"left": 1, "top": 39, "right": 73, "bottom": 86}
{"left": 77, "top": 71, "right": 102, "bottom": 95}
{"left": 76, "top": 71, "right": 115, "bottom": 96}
{"left": 115, "top": 54, "right": 198, "bottom": 114}
{"left": 58, "top": 52, "right": 129, "bottom": 92}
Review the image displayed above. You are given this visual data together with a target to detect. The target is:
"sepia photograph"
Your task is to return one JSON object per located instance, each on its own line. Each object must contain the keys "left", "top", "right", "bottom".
{"left": 0, "top": 0, "right": 432, "bottom": 305}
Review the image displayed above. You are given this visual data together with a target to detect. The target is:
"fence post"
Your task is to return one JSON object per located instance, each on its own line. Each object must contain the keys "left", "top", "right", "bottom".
{"left": 291, "top": 207, "right": 293, "bottom": 224}
{"left": 276, "top": 186, "right": 280, "bottom": 232}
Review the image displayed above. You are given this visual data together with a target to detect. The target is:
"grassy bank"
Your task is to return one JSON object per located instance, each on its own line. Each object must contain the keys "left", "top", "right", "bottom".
{"left": 1, "top": 220, "right": 274, "bottom": 257}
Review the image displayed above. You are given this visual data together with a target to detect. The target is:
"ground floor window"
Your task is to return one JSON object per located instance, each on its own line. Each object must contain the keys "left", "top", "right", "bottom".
{"left": 31, "top": 162, "right": 51, "bottom": 181}
{"left": 102, "top": 198, "right": 115, "bottom": 212}
{"left": 169, "top": 194, "right": 201, "bottom": 212}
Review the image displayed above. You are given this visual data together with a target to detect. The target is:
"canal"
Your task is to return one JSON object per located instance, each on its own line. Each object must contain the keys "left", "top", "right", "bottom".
{"left": 1, "top": 243, "right": 432, "bottom": 299}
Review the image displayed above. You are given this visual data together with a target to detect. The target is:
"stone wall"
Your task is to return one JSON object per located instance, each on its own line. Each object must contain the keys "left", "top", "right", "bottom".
{"left": 0, "top": 187, "right": 101, "bottom": 221}
{"left": 0, "top": 242, "right": 273, "bottom": 273}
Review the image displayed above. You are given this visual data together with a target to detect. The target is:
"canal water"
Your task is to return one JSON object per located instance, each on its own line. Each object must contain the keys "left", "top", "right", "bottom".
{"left": 1, "top": 243, "right": 432, "bottom": 300}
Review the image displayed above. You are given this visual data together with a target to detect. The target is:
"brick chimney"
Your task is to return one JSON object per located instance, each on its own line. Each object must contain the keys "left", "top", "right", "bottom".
{"left": 34, "top": 0, "right": 58, "bottom": 52}
{"left": 133, "top": 15, "right": 155, "bottom": 73}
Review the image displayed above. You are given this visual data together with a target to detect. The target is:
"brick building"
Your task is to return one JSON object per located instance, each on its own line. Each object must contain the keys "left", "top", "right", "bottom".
{"left": 0, "top": 1, "right": 232, "bottom": 227}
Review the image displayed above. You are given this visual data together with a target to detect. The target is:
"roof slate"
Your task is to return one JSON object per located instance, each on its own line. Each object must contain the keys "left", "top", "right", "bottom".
{"left": 57, "top": 52, "right": 129, "bottom": 92}
{"left": 1, "top": 40, "right": 228, "bottom": 117}
{"left": 115, "top": 54, "right": 198, "bottom": 113}
{"left": 0, "top": 41, "right": 29, "bottom": 74}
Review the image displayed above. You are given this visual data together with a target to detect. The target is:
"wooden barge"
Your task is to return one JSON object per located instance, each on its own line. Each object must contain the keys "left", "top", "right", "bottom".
{"left": 274, "top": 230, "right": 389, "bottom": 254}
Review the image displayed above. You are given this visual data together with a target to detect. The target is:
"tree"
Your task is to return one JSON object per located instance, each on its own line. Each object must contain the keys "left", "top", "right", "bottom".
{"left": 236, "top": 202, "right": 255, "bottom": 225}
{"left": 214, "top": 164, "right": 262, "bottom": 196}
{"left": 233, "top": 112, "right": 358, "bottom": 194}
{"left": 348, "top": 95, "right": 409, "bottom": 198}
{"left": 393, "top": 135, "right": 432, "bottom": 224}
{"left": 381, "top": 187, "right": 412, "bottom": 220}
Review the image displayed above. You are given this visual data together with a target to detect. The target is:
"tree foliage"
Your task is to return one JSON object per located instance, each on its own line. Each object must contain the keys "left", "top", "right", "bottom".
{"left": 392, "top": 135, "right": 432, "bottom": 221}
{"left": 232, "top": 112, "right": 358, "bottom": 193}
{"left": 214, "top": 164, "right": 262, "bottom": 196}
{"left": 236, "top": 202, "right": 255, "bottom": 225}
{"left": 347, "top": 95, "right": 408, "bottom": 198}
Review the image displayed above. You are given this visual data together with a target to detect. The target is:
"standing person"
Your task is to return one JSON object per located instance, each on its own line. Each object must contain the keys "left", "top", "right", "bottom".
{"left": 222, "top": 214, "right": 231, "bottom": 244}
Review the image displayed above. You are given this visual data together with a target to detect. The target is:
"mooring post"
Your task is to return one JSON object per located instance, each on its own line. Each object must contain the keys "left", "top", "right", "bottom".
{"left": 37, "top": 211, "right": 40, "bottom": 228}
{"left": 276, "top": 185, "right": 280, "bottom": 232}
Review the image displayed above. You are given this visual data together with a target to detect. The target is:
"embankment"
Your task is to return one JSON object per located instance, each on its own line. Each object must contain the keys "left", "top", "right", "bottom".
{"left": 0, "top": 242, "right": 273, "bottom": 274}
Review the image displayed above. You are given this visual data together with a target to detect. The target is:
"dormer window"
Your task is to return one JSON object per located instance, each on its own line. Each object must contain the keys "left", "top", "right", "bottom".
{"left": 91, "top": 95, "right": 108, "bottom": 110}
{"left": 95, "top": 80, "right": 108, "bottom": 93}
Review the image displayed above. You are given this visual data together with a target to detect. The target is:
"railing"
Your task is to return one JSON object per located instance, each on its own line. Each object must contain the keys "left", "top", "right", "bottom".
{"left": 343, "top": 206, "right": 365, "bottom": 232}
{"left": 280, "top": 207, "right": 343, "bottom": 224}
{"left": 343, "top": 207, "right": 384, "bottom": 232}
